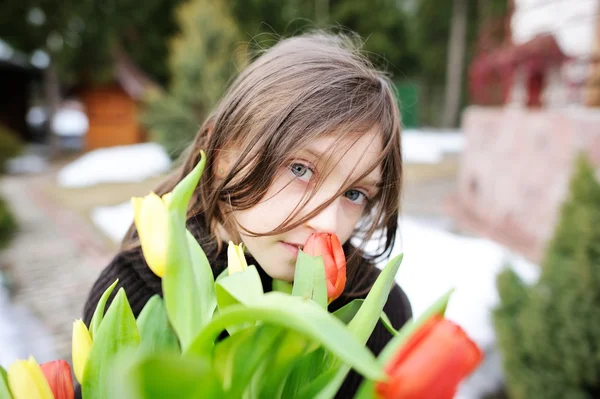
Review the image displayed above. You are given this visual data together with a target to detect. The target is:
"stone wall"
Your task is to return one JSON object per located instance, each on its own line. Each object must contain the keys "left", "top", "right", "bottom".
{"left": 448, "top": 106, "right": 600, "bottom": 261}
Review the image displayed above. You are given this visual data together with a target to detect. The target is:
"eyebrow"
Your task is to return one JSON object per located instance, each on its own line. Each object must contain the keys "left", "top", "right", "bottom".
{"left": 302, "top": 148, "right": 383, "bottom": 189}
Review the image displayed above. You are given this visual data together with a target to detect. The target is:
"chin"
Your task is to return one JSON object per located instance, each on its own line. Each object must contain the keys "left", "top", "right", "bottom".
{"left": 263, "top": 265, "right": 295, "bottom": 282}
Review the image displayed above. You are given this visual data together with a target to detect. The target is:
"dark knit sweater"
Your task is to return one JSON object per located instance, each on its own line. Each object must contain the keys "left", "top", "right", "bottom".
{"left": 79, "top": 218, "right": 412, "bottom": 398}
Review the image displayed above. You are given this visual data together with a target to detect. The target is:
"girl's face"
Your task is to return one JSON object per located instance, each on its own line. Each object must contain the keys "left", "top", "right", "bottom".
{"left": 231, "top": 128, "right": 383, "bottom": 282}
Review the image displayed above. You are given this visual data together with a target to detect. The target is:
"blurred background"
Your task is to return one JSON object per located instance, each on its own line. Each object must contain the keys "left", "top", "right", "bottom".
{"left": 1, "top": 0, "right": 600, "bottom": 397}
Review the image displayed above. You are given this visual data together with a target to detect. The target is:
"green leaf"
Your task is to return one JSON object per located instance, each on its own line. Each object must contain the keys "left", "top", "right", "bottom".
{"left": 380, "top": 311, "right": 399, "bottom": 336}
{"left": 82, "top": 288, "right": 141, "bottom": 399}
{"left": 215, "top": 265, "right": 264, "bottom": 335}
{"left": 333, "top": 299, "right": 364, "bottom": 324}
{"left": 297, "top": 367, "right": 340, "bottom": 399}
{"left": 0, "top": 365, "right": 12, "bottom": 399}
{"left": 353, "top": 379, "right": 377, "bottom": 399}
{"left": 272, "top": 279, "right": 294, "bottom": 294}
{"left": 306, "top": 254, "right": 404, "bottom": 396}
{"left": 347, "top": 254, "right": 404, "bottom": 343}
{"left": 214, "top": 267, "right": 228, "bottom": 283}
{"left": 254, "top": 330, "right": 311, "bottom": 398}
{"left": 185, "top": 292, "right": 385, "bottom": 381}
{"left": 186, "top": 230, "right": 218, "bottom": 322}
{"left": 168, "top": 151, "right": 206, "bottom": 215}
{"left": 215, "top": 265, "right": 264, "bottom": 310}
{"left": 162, "top": 227, "right": 217, "bottom": 352}
{"left": 115, "top": 351, "right": 223, "bottom": 399}
{"left": 213, "top": 325, "right": 285, "bottom": 397}
{"left": 89, "top": 279, "right": 119, "bottom": 339}
{"left": 282, "top": 348, "right": 327, "bottom": 398}
{"left": 292, "top": 250, "right": 327, "bottom": 308}
{"left": 137, "top": 295, "right": 180, "bottom": 353}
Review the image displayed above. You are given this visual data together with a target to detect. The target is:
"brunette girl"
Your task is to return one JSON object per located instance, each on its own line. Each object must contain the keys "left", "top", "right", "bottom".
{"left": 81, "top": 32, "right": 412, "bottom": 398}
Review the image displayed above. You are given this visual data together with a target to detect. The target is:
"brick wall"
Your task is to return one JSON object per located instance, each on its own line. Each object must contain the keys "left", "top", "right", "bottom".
{"left": 449, "top": 106, "right": 600, "bottom": 261}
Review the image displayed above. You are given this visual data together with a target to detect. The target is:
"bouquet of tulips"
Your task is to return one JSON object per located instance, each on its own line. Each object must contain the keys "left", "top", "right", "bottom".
{"left": 0, "top": 152, "right": 483, "bottom": 399}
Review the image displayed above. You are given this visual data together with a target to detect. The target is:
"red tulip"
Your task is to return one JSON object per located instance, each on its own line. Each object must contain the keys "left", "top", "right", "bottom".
{"left": 303, "top": 233, "right": 346, "bottom": 302}
{"left": 40, "top": 360, "right": 74, "bottom": 399}
{"left": 376, "top": 316, "right": 483, "bottom": 399}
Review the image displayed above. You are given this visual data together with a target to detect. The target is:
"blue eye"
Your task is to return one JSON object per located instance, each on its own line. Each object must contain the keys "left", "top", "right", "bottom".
{"left": 345, "top": 189, "right": 368, "bottom": 205}
{"left": 289, "top": 162, "right": 314, "bottom": 181}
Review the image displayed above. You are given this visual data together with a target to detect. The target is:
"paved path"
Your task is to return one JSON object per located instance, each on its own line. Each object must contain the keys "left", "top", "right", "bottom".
{"left": 0, "top": 172, "right": 112, "bottom": 364}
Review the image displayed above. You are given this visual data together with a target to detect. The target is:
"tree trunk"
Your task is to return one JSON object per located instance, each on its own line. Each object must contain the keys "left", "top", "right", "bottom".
{"left": 43, "top": 61, "right": 61, "bottom": 158}
{"left": 442, "top": 0, "right": 468, "bottom": 127}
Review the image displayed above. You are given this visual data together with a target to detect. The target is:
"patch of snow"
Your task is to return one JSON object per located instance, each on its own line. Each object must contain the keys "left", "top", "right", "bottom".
{"left": 51, "top": 108, "right": 88, "bottom": 137}
{"left": 5, "top": 154, "right": 48, "bottom": 175}
{"left": 57, "top": 143, "right": 171, "bottom": 188}
{"left": 0, "top": 285, "right": 56, "bottom": 369}
{"left": 402, "top": 129, "right": 465, "bottom": 164}
{"left": 91, "top": 202, "right": 133, "bottom": 244}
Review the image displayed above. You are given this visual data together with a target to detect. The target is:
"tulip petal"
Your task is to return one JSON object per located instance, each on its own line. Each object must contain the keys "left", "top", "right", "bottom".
{"left": 303, "top": 233, "right": 346, "bottom": 302}
{"left": 72, "top": 319, "right": 93, "bottom": 384}
{"left": 227, "top": 242, "right": 247, "bottom": 275}
{"left": 236, "top": 243, "right": 248, "bottom": 270}
{"left": 132, "top": 192, "right": 169, "bottom": 277}
{"left": 377, "top": 317, "right": 483, "bottom": 399}
{"left": 8, "top": 357, "right": 54, "bottom": 399}
{"left": 40, "top": 360, "right": 74, "bottom": 399}
{"left": 329, "top": 234, "right": 346, "bottom": 301}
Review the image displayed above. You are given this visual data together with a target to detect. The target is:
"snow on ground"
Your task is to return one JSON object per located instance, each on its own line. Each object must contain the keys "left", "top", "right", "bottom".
{"left": 90, "top": 202, "right": 134, "bottom": 244}
{"left": 387, "top": 218, "right": 539, "bottom": 347}
{"left": 57, "top": 143, "right": 171, "bottom": 188}
{"left": 401, "top": 129, "right": 465, "bottom": 164}
{"left": 0, "top": 284, "right": 56, "bottom": 369}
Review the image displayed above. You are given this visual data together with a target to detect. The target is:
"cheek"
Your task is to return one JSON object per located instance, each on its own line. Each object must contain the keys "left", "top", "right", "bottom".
{"left": 337, "top": 208, "right": 363, "bottom": 244}
{"left": 234, "top": 175, "right": 305, "bottom": 234}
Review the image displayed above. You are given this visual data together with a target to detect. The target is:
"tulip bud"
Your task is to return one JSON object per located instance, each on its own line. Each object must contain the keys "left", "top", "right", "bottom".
{"left": 131, "top": 192, "right": 171, "bottom": 277}
{"left": 72, "top": 319, "right": 93, "bottom": 384}
{"left": 303, "top": 233, "right": 346, "bottom": 303}
{"left": 8, "top": 356, "right": 54, "bottom": 399}
{"left": 227, "top": 241, "right": 248, "bottom": 275}
{"left": 40, "top": 360, "right": 74, "bottom": 399}
{"left": 376, "top": 316, "right": 483, "bottom": 399}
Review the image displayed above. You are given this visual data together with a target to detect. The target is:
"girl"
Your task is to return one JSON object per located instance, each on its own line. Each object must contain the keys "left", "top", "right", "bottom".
{"left": 81, "top": 32, "right": 412, "bottom": 397}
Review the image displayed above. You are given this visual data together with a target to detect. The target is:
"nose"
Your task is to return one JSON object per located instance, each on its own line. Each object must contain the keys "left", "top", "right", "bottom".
{"left": 304, "top": 197, "right": 341, "bottom": 234}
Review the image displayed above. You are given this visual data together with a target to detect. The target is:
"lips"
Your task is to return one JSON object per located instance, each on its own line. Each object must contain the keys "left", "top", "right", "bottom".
{"left": 282, "top": 242, "right": 304, "bottom": 250}
{"left": 281, "top": 241, "right": 304, "bottom": 256}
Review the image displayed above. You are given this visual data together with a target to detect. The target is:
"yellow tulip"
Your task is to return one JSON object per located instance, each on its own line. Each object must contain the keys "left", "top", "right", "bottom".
{"left": 8, "top": 356, "right": 54, "bottom": 399}
{"left": 72, "top": 319, "right": 93, "bottom": 384}
{"left": 131, "top": 192, "right": 171, "bottom": 277}
{"left": 227, "top": 241, "right": 248, "bottom": 275}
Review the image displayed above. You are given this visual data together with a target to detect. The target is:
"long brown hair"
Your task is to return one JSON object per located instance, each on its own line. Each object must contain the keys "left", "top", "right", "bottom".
{"left": 124, "top": 32, "right": 403, "bottom": 293}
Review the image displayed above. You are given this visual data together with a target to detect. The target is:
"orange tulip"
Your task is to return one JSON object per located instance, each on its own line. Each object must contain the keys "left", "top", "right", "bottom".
{"left": 376, "top": 316, "right": 483, "bottom": 399}
{"left": 303, "top": 233, "right": 346, "bottom": 302}
{"left": 40, "top": 360, "right": 74, "bottom": 399}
